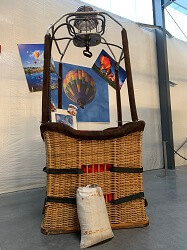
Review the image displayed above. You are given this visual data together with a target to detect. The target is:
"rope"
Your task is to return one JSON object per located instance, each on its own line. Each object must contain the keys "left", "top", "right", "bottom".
{"left": 165, "top": 8, "right": 187, "bottom": 39}
{"left": 167, "top": 143, "right": 187, "bottom": 161}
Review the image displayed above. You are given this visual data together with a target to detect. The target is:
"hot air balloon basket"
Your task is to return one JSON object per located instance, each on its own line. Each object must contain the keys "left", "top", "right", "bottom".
{"left": 40, "top": 121, "right": 149, "bottom": 234}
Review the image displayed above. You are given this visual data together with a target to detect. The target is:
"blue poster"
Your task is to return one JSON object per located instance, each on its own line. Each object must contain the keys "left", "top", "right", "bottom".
{"left": 18, "top": 44, "right": 58, "bottom": 92}
{"left": 51, "top": 62, "right": 110, "bottom": 123}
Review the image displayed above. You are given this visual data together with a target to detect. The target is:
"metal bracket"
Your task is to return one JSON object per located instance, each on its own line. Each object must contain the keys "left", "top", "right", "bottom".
{"left": 162, "top": 0, "right": 176, "bottom": 8}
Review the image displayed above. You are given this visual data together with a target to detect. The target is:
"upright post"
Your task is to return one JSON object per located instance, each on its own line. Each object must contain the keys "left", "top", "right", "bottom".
{"left": 58, "top": 62, "right": 63, "bottom": 109}
{"left": 152, "top": 0, "right": 175, "bottom": 169}
{"left": 115, "top": 62, "right": 122, "bottom": 126}
{"left": 163, "top": 141, "right": 168, "bottom": 175}
{"left": 42, "top": 34, "right": 52, "bottom": 123}
{"left": 121, "top": 29, "right": 138, "bottom": 122}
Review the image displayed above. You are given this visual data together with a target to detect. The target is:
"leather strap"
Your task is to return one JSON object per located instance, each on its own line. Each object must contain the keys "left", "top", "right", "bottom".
{"left": 43, "top": 166, "right": 142, "bottom": 174}
{"left": 111, "top": 192, "right": 144, "bottom": 205}
{"left": 43, "top": 167, "right": 83, "bottom": 174}
{"left": 46, "top": 192, "right": 144, "bottom": 205}
{"left": 46, "top": 196, "right": 76, "bottom": 204}
{"left": 110, "top": 167, "right": 143, "bottom": 173}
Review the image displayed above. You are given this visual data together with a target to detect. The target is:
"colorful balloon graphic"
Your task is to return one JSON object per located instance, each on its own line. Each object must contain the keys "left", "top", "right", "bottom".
{"left": 100, "top": 55, "right": 115, "bottom": 82}
{"left": 63, "top": 70, "right": 96, "bottom": 109}
{"left": 33, "top": 50, "right": 40, "bottom": 59}
{"left": 100, "top": 55, "right": 111, "bottom": 71}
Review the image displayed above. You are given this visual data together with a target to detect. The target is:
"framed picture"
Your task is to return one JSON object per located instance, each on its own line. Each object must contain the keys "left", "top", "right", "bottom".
{"left": 51, "top": 109, "right": 77, "bottom": 129}
{"left": 92, "top": 49, "right": 126, "bottom": 89}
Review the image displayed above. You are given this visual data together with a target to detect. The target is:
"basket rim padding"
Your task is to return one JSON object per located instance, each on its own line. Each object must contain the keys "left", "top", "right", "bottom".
{"left": 40, "top": 120, "right": 145, "bottom": 140}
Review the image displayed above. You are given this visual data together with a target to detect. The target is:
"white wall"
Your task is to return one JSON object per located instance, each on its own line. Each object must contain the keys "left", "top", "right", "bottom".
{"left": 167, "top": 38, "right": 187, "bottom": 166}
{"left": 0, "top": 0, "right": 165, "bottom": 194}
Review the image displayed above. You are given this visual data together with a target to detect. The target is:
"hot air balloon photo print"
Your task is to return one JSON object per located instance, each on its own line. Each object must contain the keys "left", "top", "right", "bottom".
{"left": 63, "top": 69, "right": 96, "bottom": 109}
{"left": 51, "top": 62, "right": 110, "bottom": 123}
{"left": 92, "top": 49, "right": 127, "bottom": 89}
{"left": 18, "top": 44, "right": 58, "bottom": 92}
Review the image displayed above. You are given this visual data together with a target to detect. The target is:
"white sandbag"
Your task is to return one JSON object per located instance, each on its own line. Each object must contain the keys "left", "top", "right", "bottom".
{"left": 76, "top": 184, "right": 114, "bottom": 248}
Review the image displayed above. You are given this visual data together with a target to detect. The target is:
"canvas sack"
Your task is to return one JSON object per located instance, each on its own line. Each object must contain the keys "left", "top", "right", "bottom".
{"left": 76, "top": 184, "right": 114, "bottom": 248}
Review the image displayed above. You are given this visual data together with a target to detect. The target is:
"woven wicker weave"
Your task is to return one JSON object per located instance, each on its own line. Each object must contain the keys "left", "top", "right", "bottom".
{"left": 41, "top": 122, "right": 149, "bottom": 234}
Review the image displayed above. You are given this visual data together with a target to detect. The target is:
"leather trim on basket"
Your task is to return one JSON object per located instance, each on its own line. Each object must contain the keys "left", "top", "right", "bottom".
{"left": 43, "top": 167, "right": 83, "bottom": 174}
{"left": 46, "top": 196, "right": 76, "bottom": 204}
{"left": 110, "top": 167, "right": 143, "bottom": 173}
{"left": 43, "top": 166, "right": 142, "bottom": 174}
{"left": 46, "top": 192, "right": 144, "bottom": 205}
{"left": 111, "top": 192, "right": 144, "bottom": 205}
{"left": 40, "top": 120, "right": 145, "bottom": 140}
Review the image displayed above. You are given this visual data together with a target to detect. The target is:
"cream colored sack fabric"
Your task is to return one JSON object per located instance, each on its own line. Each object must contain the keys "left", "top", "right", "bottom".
{"left": 76, "top": 184, "right": 114, "bottom": 248}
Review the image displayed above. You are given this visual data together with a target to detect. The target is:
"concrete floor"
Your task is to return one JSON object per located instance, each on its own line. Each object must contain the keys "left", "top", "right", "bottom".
{"left": 0, "top": 167, "right": 187, "bottom": 250}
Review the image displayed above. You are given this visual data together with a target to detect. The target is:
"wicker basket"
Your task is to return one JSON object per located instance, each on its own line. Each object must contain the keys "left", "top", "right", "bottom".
{"left": 40, "top": 121, "right": 149, "bottom": 234}
{"left": 41, "top": 16, "right": 149, "bottom": 234}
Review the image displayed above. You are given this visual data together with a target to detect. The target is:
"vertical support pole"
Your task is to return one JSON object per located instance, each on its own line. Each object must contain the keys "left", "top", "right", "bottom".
{"left": 152, "top": 0, "right": 175, "bottom": 169}
{"left": 163, "top": 141, "right": 168, "bottom": 175}
{"left": 58, "top": 62, "right": 63, "bottom": 109}
{"left": 42, "top": 34, "right": 52, "bottom": 123}
{"left": 115, "top": 62, "right": 122, "bottom": 126}
{"left": 121, "top": 28, "right": 138, "bottom": 122}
